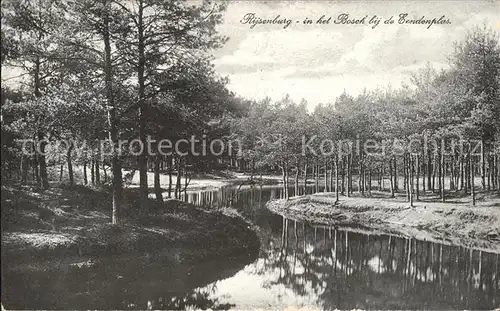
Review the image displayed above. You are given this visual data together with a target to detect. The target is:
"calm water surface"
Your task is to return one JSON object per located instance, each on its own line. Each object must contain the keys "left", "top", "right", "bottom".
{"left": 3, "top": 185, "right": 500, "bottom": 309}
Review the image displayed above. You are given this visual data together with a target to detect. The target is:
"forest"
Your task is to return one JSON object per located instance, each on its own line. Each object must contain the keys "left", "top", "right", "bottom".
{"left": 1, "top": 0, "right": 499, "bottom": 224}
{"left": 1, "top": 1, "right": 500, "bottom": 309}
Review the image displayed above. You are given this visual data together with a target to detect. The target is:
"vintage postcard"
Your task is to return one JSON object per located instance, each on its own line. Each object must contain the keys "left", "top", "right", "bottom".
{"left": 1, "top": 0, "right": 499, "bottom": 310}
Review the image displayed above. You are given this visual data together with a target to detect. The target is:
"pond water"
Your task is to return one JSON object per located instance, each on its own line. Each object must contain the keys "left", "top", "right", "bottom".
{"left": 3, "top": 184, "right": 500, "bottom": 310}
{"left": 169, "top": 184, "right": 500, "bottom": 310}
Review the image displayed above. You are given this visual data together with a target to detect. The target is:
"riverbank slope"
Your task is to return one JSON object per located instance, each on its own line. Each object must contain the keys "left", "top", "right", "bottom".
{"left": 1, "top": 184, "right": 261, "bottom": 309}
{"left": 267, "top": 191, "right": 500, "bottom": 252}
{"left": 2, "top": 184, "right": 260, "bottom": 267}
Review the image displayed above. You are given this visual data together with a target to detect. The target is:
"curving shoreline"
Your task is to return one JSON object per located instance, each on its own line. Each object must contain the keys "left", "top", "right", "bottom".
{"left": 1, "top": 184, "right": 261, "bottom": 309}
{"left": 2, "top": 185, "right": 260, "bottom": 269}
{"left": 266, "top": 192, "right": 500, "bottom": 253}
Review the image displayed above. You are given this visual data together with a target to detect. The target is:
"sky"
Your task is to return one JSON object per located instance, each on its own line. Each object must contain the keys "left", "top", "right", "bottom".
{"left": 211, "top": 0, "right": 500, "bottom": 110}
{"left": 2, "top": 0, "right": 498, "bottom": 110}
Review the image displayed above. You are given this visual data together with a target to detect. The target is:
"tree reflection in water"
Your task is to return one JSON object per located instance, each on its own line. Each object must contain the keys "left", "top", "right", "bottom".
{"left": 7, "top": 184, "right": 497, "bottom": 309}
{"left": 2, "top": 248, "right": 253, "bottom": 310}
{"left": 146, "top": 284, "right": 235, "bottom": 310}
{"left": 241, "top": 217, "right": 499, "bottom": 310}
{"left": 184, "top": 185, "right": 499, "bottom": 310}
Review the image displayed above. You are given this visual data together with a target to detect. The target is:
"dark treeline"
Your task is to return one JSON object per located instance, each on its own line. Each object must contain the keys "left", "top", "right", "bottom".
{"left": 231, "top": 26, "right": 500, "bottom": 205}
{"left": 1, "top": 0, "right": 499, "bottom": 226}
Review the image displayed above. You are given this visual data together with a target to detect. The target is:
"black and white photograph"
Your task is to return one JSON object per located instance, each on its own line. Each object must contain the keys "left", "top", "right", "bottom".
{"left": 1, "top": 0, "right": 500, "bottom": 309}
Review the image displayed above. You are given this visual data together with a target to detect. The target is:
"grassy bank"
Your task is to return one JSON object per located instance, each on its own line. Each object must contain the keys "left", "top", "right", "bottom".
{"left": 1, "top": 184, "right": 260, "bottom": 268}
{"left": 267, "top": 191, "right": 500, "bottom": 253}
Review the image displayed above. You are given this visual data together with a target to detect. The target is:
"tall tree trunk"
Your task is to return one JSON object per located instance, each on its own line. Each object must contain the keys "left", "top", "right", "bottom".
{"left": 341, "top": 156, "right": 346, "bottom": 195}
{"left": 347, "top": 154, "right": 351, "bottom": 197}
{"left": 406, "top": 154, "right": 410, "bottom": 202}
{"left": 137, "top": 0, "right": 148, "bottom": 207}
{"left": 403, "top": 154, "right": 408, "bottom": 193}
{"left": 183, "top": 165, "right": 189, "bottom": 201}
{"left": 295, "top": 160, "right": 299, "bottom": 197}
{"left": 441, "top": 145, "right": 445, "bottom": 203}
{"left": 416, "top": 154, "right": 420, "bottom": 201}
{"left": 32, "top": 140, "right": 39, "bottom": 185}
{"left": 449, "top": 157, "right": 453, "bottom": 191}
{"left": 59, "top": 162, "right": 64, "bottom": 182}
{"left": 358, "top": 156, "right": 363, "bottom": 195}
{"left": 67, "top": 142, "right": 74, "bottom": 186}
{"left": 422, "top": 150, "right": 426, "bottom": 193}
{"left": 324, "top": 159, "right": 328, "bottom": 193}
{"left": 434, "top": 153, "right": 438, "bottom": 193}
{"left": 282, "top": 161, "right": 287, "bottom": 198}
{"left": 285, "top": 161, "right": 289, "bottom": 199}
{"left": 303, "top": 161, "right": 308, "bottom": 195}
{"left": 335, "top": 155, "right": 339, "bottom": 202}
{"left": 460, "top": 154, "right": 464, "bottom": 191}
{"left": 315, "top": 159, "right": 319, "bottom": 193}
{"left": 330, "top": 159, "right": 334, "bottom": 193}
{"left": 481, "top": 137, "right": 485, "bottom": 190}
{"left": 38, "top": 132, "right": 49, "bottom": 189}
{"left": 168, "top": 156, "right": 173, "bottom": 198}
{"left": 389, "top": 157, "right": 395, "bottom": 198}
{"left": 437, "top": 151, "right": 442, "bottom": 193}
{"left": 427, "top": 148, "right": 432, "bottom": 191}
{"left": 469, "top": 144, "right": 476, "bottom": 206}
{"left": 492, "top": 154, "right": 496, "bottom": 190}
{"left": 393, "top": 156, "right": 398, "bottom": 191}
{"left": 175, "top": 157, "right": 182, "bottom": 199}
{"left": 311, "top": 161, "right": 315, "bottom": 194}
{"left": 95, "top": 158, "right": 100, "bottom": 185}
{"left": 487, "top": 155, "right": 491, "bottom": 191}
{"left": 494, "top": 154, "right": 499, "bottom": 191}
{"left": 91, "top": 159, "right": 95, "bottom": 185}
{"left": 83, "top": 161, "right": 88, "bottom": 185}
{"left": 496, "top": 154, "right": 500, "bottom": 195}
{"left": 154, "top": 155, "right": 162, "bottom": 202}
{"left": 494, "top": 154, "right": 498, "bottom": 190}
{"left": 33, "top": 52, "right": 49, "bottom": 189}
{"left": 449, "top": 152, "right": 458, "bottom": 191}
{"left": 465, "top": 153, "right": 470, "bottom": 194}
{"left": 491, "top": 155, "right": 495, "bottom": 191}
{"left": 317, "top": 160, "right": 321, "bottom": 193}
{"left": 409, "top": 155, "right": 414, "bottom": 207}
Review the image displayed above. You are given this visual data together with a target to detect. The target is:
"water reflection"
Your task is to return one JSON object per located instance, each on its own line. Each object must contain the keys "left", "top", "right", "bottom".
{"left": 177, "top": 184, "right": 325, "bottom": 210}
{"left": 2, "top": 251, "right": 254, "bottom": 309}
{"left": 145, "top": 284, "right": 234, "bottom": 310}
{"left": 180, "top": 185, "right": 499, "bottom": 310}
{"left": 4, "top": 184, "right": 499, "bottom": 309}
{"left": 187, "top": 219, "right": 499, "bottom": 310}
